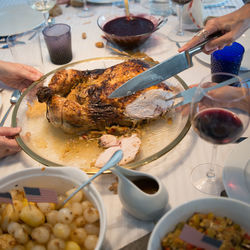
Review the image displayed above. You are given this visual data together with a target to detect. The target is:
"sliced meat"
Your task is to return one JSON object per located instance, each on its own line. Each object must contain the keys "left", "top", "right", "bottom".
{"left": 95, "top": 134, "right": 141, "bottom": 168}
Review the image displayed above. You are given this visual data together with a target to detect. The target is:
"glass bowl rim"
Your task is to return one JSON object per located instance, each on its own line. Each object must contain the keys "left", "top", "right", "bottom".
{"left": 97, "top": 13, "right": 168, "bottom": 39}
{"left": 12, "top": 56, "right": 190, "bottom": 174}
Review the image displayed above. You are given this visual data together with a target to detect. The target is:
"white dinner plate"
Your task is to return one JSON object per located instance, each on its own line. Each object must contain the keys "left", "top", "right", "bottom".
{"left": 195, "top": 29, "right": 250, "bottom": 71}
{"left": 223, "top": 138, "right": 250, "bottom": 204}
{"left": 88, "top": 0, "right": 117, "bottom": 4}
{"left": 203, "top": 0, "right": 228, "bottom": 7}
{"left": 0, "top": 4, "right": 44, "bottom": 36}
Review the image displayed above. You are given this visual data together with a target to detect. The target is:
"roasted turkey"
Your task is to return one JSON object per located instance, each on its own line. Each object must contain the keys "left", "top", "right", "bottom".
{"left": 37, "top": 59, "right": 174, "bottom": 134}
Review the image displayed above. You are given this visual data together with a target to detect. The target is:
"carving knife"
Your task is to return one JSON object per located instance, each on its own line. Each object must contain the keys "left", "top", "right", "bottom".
{"left": 109, "top": 32, "right": 222, "bottom": 99}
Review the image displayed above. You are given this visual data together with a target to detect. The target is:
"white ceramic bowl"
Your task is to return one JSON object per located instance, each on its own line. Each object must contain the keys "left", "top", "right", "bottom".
{"left": 147, "top": 197, "right": 250, "bottom": 250}
{"left": 0, "top": 167, "right": 106, "bottom": 250}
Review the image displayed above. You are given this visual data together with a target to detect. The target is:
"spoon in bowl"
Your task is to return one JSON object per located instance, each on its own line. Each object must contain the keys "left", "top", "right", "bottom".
{"left": 0, "top": 89, "right": 21, "bottom": 127}
{"left": 62, "top": 150, "right": 123, "bottom": 206}
{"left": 124, "top": 0, "right": 131, "bottom": 20}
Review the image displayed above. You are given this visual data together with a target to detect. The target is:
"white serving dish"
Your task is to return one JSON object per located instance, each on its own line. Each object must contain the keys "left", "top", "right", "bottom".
{"left": 147, "top": 197, "right": 250, "bottom": 250}
{"left": 0, "top": 166, "right": 107, "bottom": 250}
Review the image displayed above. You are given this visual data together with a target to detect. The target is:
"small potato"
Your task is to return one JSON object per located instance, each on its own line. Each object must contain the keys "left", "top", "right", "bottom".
{"left": 21, "top": 224, "right": 32, "bottom": 235}
{"left": 71, "top": 202, "right": 83, "bottom": 217}
{"left": 84, "top": 223, "right": 100, "bottom": 235}
{"left": 31, "top": 226, "right": 50, "bottom": 244}
{"left": 7, "top": 221, "right": 22, "bottom": 235}
{"left": 66, "top": 189, "right": 83, "bottom": 203}
{"left": 32, "top": 245, "right": 46, "bottom": 250}
{"left": 25, "top": 240, "right": 36, "bottom": 250}
{"left": 83, "top": 207, "right": 99, "bottom": 223}
{"left": 74, "top": 216, "right": 86, "bottom": 227}
{"left": 65, "top": 241, "right": 81, "bottom": 250}
{"left": 1, "top": 204, "right": 19, "bottom": 231}
{"left": 46, "top": 210, "right": 58, "bottom": 225}
{"left": 57, "top": 208, "right": 74, "bottom": 224}
{"left": 14, "top": 227, "right": 29, "bottom": 244}
{"left": 0, "top": 234, "right": 16, "bottom": 249}
{"left": 56, "top": 195, "right": 67, "bottom": 210}
{"left": 13, "top": 200, "right": 24, "bottom": 213}
{"left": 81, "top": 200, "right": 92, "bottom": 210}
{"left": 37, "top": 203, "right": 55, "bottom": 214}
{"left": 13, "top": 245, "right": 25, "bottom": 250}
{"left": 84, "top": 235, "right": 98, "bottom": 250}
{"left": 20, "top": 205, "right": 45, "bottom": 227}
{"left": 47, "top": 238, "right": 65, "bottom": 250}
{"left": 70, "top": 228, "right": 87, "bottom": 245}
{"left": 53, "top": 223, "right": 70, "bottom": 240}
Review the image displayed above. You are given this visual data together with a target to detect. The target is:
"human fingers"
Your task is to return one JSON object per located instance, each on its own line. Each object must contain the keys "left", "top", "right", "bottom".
{"left": 0, "top": 138, "right": 21, "bottom": 159}
{"left": 204, "top": 32, "right": 234, "bottom": 52}
{"left": 178, "top": 17, "right": 220, "bottom": 53}
{"left": 21, "top": 64, "right": 43, "bottom": 82}
{"left": 0, "top": 127, "right": 21, "bottom": 137}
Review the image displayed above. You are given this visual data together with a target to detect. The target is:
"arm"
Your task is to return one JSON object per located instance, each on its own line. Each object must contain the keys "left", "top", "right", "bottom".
{"left": 0, "top": 61, "right": 43, "bottom": 91}
{"left": 179, "top": 4, "right": 250, "bottom": 54}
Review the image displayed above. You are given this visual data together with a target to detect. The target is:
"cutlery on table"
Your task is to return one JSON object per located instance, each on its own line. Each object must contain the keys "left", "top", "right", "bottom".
{"left": 163, "top": 71, "right": 250, "bottom": 108}
{"left": 109, "top": 31, "right": 223, "bottom": 99}
{"left": 0, "top": 89, "right": 21, "bottom": 127}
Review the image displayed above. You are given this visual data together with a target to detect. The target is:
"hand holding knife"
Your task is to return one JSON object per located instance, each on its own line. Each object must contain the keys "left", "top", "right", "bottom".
{"left": 109, "top": 32, "right": 223, "bottom": 99}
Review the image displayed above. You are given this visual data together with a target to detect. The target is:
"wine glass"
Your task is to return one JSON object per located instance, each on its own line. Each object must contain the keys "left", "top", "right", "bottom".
{"left": 167, "top": 0, "right": 193, "bottom": 42}
{"left": 27, "top": 0, "right": 56, "bottom": 26}
{"left": 78, "top": 0, "right": 94, "bottom": 18}
{"left": 190, "top": 72, "right": 250, "bottom": 195}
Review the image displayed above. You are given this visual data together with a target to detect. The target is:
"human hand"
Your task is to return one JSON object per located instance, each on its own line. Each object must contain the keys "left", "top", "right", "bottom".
{"left": 0, "top": 127, "right": 21, "bottom": 159}
{"left": 178, "top": 4, "right": 250, "bottom": 54}
{"left": 0, "top": 61, "right": 43, "bottom": 91}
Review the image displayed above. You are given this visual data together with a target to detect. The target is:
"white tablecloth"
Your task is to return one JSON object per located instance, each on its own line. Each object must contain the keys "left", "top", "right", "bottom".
{"left": 0, "top": 1, "right": 249, "bottom": 249}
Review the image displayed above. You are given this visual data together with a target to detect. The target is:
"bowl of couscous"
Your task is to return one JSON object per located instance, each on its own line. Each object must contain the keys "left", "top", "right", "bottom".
{"left": 147, "top": 197, "right": 250, "bottom": 250}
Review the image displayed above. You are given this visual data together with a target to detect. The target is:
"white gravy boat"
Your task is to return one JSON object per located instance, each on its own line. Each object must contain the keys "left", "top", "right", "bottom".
{"left": 111, "top": 166, "right": 168, "bottom": 221}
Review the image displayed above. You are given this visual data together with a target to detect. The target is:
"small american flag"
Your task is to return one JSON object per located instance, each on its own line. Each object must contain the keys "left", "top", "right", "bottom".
{"left": 23, "top": 187, "right": 58, "bottom": 204}
{"left": 180, "top": 224, "right": 222, "bottom": 250}
{"left": 0, "top": 192, "right": 12, "bottom": 204}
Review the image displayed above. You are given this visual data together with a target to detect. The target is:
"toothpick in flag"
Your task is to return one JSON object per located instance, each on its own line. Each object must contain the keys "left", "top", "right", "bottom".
{"left": 23, "top": 187, "right": 58, "bottom": 204}
{"left": 0, "top": 192, "right": 13, "bottom": 204}
{"left": 179, "top": 224, "right": 222, "bottom": 250}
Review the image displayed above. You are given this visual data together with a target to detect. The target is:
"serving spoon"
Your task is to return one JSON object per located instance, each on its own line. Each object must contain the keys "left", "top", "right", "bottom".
{"left": 62, "top": 150, "right": 123, "bottom": 207}
{"left": 0, "top": 89, "right": 21, "bottom": 127}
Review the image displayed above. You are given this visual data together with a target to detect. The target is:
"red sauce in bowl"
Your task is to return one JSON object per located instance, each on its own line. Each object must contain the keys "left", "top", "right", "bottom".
{"left": 103, "top": 16, "right": 154, "bottom": 37}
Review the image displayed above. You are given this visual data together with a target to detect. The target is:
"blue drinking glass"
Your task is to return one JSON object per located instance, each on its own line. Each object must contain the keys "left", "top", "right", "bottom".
{"left": 211, "top": 42, "right": 245, "bottom": 86}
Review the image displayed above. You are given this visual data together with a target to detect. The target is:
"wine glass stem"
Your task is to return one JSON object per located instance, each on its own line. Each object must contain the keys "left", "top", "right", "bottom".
{"left": 83, "top": 0, "right": 89, "bottom": 11}
{"left": 177, "top": 4, "right": 184, "bottom": 36}
{"left": 207, "top": 144, "right": 217, "bottom": 180}
{"left": 43, "top": 12, "right": 49, "bottom": 26}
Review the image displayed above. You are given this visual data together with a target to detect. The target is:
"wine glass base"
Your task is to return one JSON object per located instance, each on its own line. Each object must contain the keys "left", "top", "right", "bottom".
{"left": 191, "top": 163, "right": 224, "bottom": 195}
{"left": 78, "top": 10, "right": 94, "bottom": 18}
{"left": 168, "top": 29, "right": 194, "bottom": 43}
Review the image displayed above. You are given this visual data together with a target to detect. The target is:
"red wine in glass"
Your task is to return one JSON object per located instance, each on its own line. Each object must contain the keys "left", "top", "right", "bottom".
{"left": 190, "top": 72, "right": 249, "bottom": 195}
{"left": 193, "top": 108, "right": 244, "bottom": 145}
{"left": 171, "top": 0, "right": 191, "bottom": 5}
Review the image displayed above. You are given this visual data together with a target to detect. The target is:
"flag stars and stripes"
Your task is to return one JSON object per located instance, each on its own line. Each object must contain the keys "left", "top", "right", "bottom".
{"left": 23, "top": 187, "right": 58, "bottom": 204}
{"left": 0, "top": 192, "right": 13, "bottom": 204}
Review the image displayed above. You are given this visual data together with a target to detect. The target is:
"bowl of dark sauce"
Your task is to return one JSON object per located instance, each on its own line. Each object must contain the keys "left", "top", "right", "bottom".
{"left": 97, "top": 12, "right": 167, "bottom": 49}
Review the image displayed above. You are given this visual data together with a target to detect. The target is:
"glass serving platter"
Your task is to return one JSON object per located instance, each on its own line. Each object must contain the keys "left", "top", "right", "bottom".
{"left": 12, "top": 56, "right": 190, "bottom": 174}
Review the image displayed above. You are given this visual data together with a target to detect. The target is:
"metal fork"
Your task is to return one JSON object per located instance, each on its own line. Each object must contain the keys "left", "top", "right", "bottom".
{"left": 167, "top": 71, "right": 250, "bottom": 108}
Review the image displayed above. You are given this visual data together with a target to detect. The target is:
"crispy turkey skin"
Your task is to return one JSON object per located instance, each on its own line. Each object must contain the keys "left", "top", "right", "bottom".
{"left": 37, "top": 59, "right": 173, "bottom": 134}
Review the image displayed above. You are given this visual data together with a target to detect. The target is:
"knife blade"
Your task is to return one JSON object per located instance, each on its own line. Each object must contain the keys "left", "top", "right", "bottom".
{"left": 109, "top": 32, "right": 222, "bottom": 99}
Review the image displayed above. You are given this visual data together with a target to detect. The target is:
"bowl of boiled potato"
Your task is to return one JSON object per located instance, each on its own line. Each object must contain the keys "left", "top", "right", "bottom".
{"left": 0, "top": 167, "right": 106, "bottom": 250}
